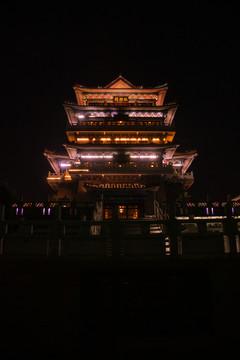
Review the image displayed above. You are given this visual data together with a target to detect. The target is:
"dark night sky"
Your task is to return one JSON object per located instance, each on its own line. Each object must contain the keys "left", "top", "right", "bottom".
{"left": 0, "top": 3, "right": 239, "bottom": 201}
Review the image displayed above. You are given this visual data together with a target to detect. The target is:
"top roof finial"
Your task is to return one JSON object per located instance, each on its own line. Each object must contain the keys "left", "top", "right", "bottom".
{"left": 105, "top": 75, "right": 136, "bottom": 89}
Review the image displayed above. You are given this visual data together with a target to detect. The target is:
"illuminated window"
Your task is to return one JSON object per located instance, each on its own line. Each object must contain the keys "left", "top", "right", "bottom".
{"left": 105, "top": 205, "right": 140, "bottom": 219}
{"left": 118, "top": 205, "right": 127, "bottom": 219}
{"left": 127, "top": 205, "right": 139, "bottom": 219}
{"left": 119, "top": 205, "right": 139, "bottom": 219}
{"left": 104, "top": 206, "right": 113, "bottom": 219}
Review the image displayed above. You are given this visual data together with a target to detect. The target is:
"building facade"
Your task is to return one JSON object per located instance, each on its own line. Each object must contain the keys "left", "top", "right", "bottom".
{"left": 44, "top": 76, "right": 197, "bottom": 220}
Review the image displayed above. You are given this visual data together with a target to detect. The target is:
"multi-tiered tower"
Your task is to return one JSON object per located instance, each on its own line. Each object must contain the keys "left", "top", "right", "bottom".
{"left": 44, "top": 76, "right": 197, "bottom": 219}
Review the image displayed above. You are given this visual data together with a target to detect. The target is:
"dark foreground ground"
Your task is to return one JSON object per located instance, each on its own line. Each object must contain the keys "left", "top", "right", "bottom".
{"left": 1, "top": 257, "right": 240, "bottom": 359}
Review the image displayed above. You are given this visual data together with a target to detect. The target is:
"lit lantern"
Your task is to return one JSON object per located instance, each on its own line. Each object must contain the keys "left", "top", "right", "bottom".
{"left": 64, "top": 170, "right": 72, "bottom": 181}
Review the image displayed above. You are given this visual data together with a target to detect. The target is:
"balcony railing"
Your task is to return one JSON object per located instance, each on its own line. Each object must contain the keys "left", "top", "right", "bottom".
{"left": 47, "top": 169, "right": 193, "bottom": 180}
{"left": 1, "top": 201, "right": 240, "bottom": 259}
{"left": 66, "top": 119, "right": 174, "bottom": 131}
{"left": 84, "top": 164, "right": 174, "bottom": 175}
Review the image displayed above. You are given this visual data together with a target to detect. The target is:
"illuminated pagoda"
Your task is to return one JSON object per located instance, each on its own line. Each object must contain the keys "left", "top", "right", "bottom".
{"left": 44, "top": 76, "right": 197, "bottom": 220}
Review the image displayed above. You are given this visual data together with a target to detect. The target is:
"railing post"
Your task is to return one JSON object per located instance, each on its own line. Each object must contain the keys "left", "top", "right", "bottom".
{"left": 226, "top": 201, "right": 237, "bottom": 255}
{"left": 111, "top": 205, "right": 120, "bottom": 259}
{"left": 168, "top": 203, "right": 179, "bottom": 257}
{"left": 49, "top": 204, "right": 62, "bottom": 256}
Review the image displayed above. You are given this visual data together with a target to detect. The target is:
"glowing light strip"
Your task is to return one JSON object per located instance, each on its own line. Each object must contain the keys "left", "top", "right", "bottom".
{"left": 115, "top": 138, "right": 137, "bottom": 141}
{"left": 81, "top": 155, "right": 113, "bottom": 159}
{"left": 77, "top": 138, "right": 89, "bottom": 141}
{"left": 130, "top": 155, "right": 158, "bottom": 159}
{"left": 176, "top": 216, "right": 227, "bottom": 220}
{"left": 69, "top": 169, "right": 89, "bottom": 172}
{"left": 114, "top": 138, "right": 148, "bottom": 141}
{"left": 60, "top": 163, "right": 71, "bottom": 167}
{"left": 128, "top": 112, "right": 163, "bottom": 117}
{"left": 88, "top": 112, "right": 110, "bottom": 117}
{"left": 47, "top": 177, "right": 61, "bottom": 180}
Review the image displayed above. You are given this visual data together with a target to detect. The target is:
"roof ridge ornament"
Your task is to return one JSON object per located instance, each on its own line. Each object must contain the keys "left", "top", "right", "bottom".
{"left": 105, "top": 75, "right": 136, "bottom": 89}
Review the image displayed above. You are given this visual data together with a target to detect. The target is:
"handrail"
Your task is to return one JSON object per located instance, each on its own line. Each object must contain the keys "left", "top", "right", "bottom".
{"left": 1, "top": 202, "right": 240, "bottom": 258}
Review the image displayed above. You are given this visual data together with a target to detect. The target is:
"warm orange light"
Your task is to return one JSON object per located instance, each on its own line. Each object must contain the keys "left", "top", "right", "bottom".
{"left": 47, "top": 177, "right": 61, "bottom": 180}
{"left": 115, "top": 138, "right": 138, "bottom": 141}
{"left": 100, "top": 137, "right": 111, "bottom": 141}
{"left": 77, "top": 138, "right": 89, "bottom": 142}
{"left": 64, "top": 171, "right": 72, "bottom": 180}
{"left": 69, "top": 168, "right": 89, "bottom": 172}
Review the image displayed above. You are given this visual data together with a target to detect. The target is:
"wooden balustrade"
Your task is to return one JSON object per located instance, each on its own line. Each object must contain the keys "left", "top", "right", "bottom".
{"left": 1, "top": 201, "right": 240, "bottom": 259}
